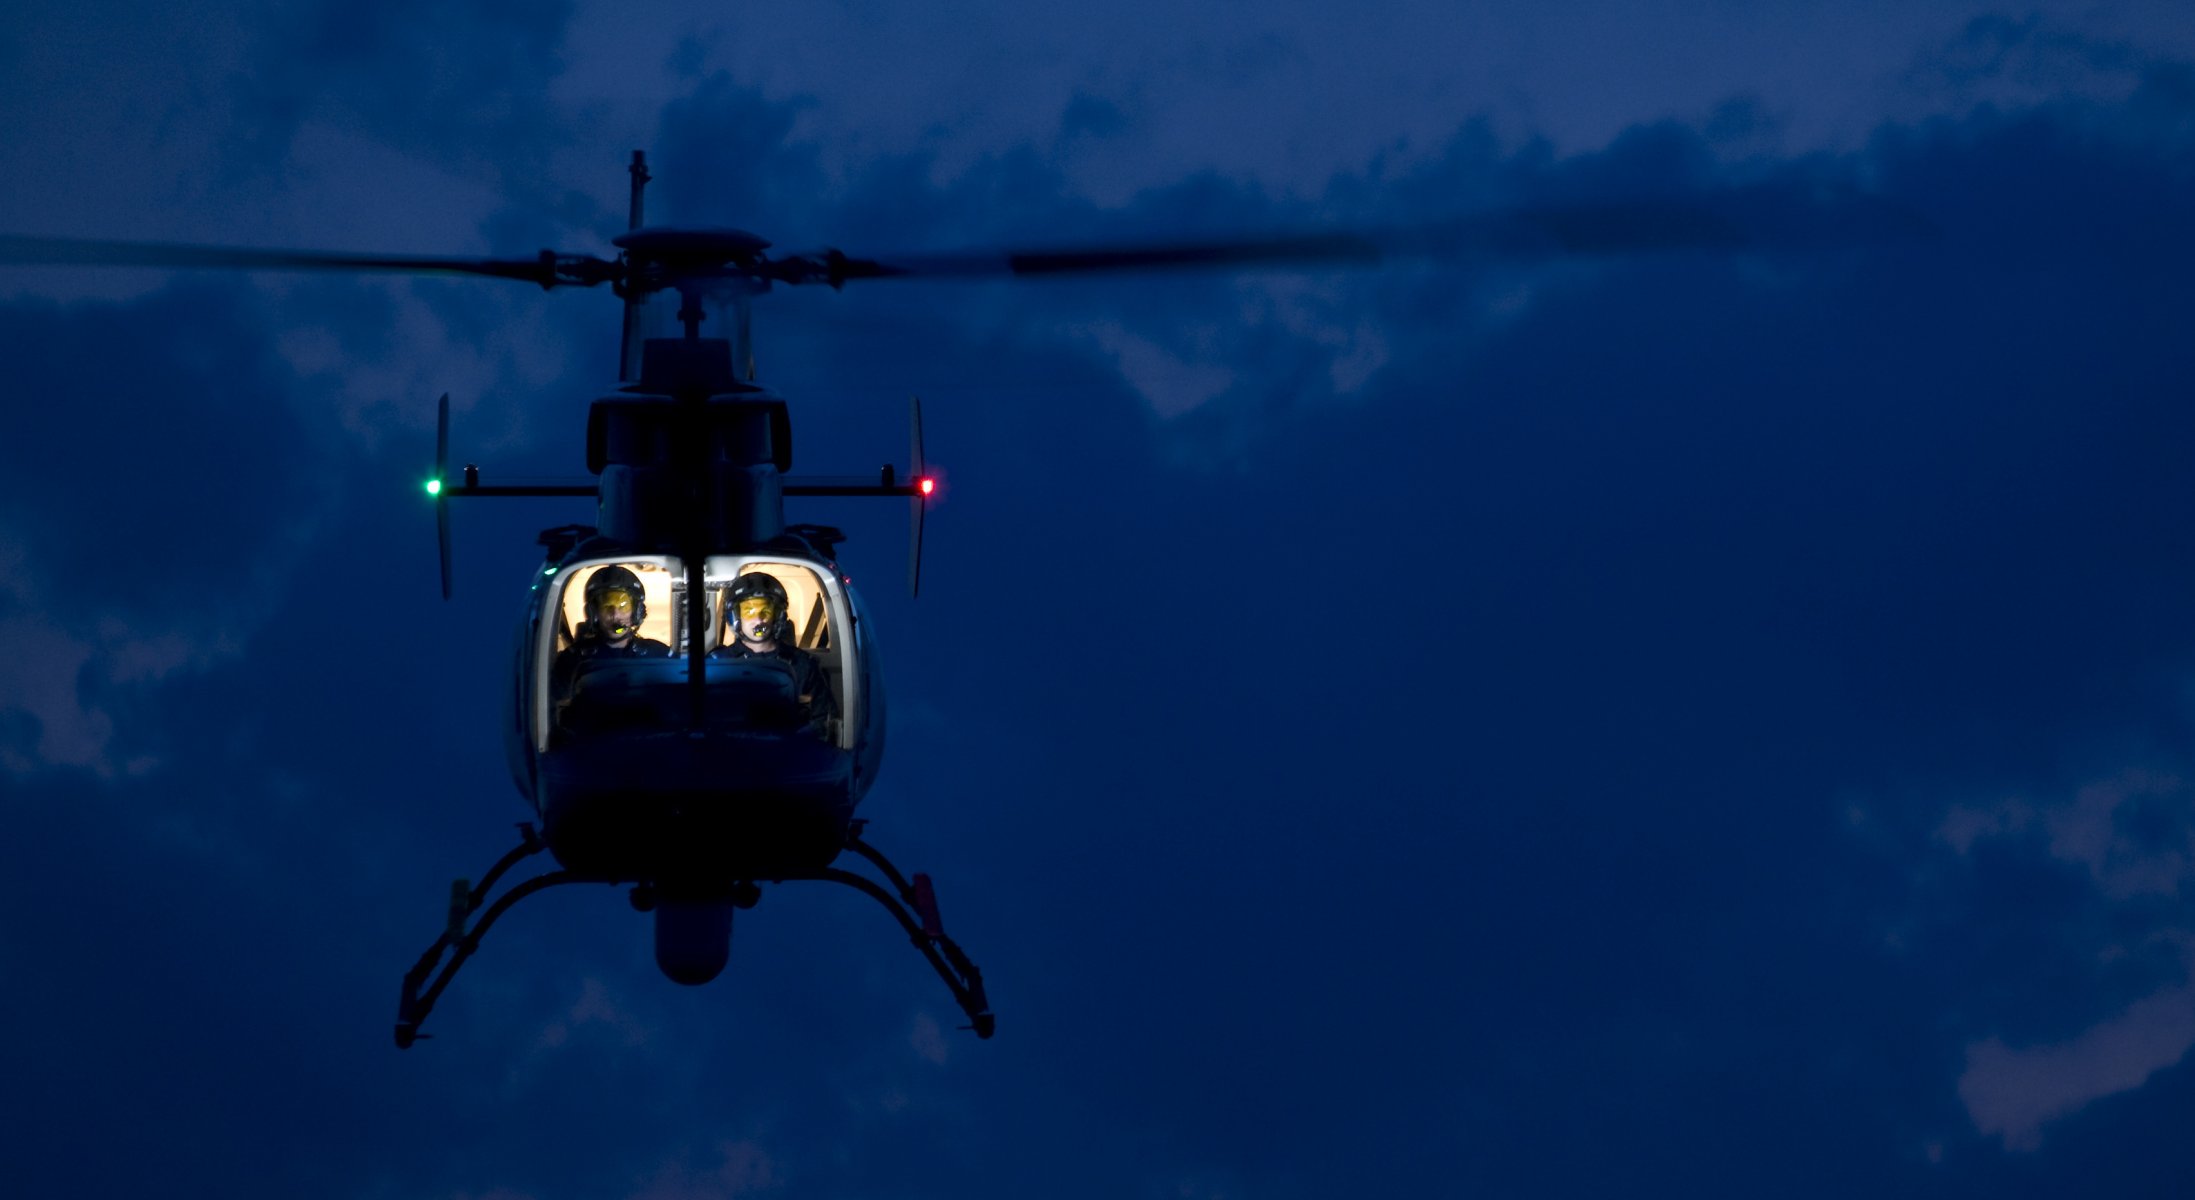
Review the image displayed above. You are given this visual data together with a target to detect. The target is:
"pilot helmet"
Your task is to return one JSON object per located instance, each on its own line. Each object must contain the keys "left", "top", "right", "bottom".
{"left": 583, "top": 564, "right": 649, "bottom": 636}
{"left": 726, "top": 571, "right": 792, "bottom": 644}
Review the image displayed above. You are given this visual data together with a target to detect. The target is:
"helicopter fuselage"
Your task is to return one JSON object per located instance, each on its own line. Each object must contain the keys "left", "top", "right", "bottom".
{"left": 398, "top": 317, "right": 968, "bottom": 1017}
{"left": 505, "top": 540, "right": 887, "bottom": 888}
{"left": 494, "top": 335, "right": 890, "bottom": 892}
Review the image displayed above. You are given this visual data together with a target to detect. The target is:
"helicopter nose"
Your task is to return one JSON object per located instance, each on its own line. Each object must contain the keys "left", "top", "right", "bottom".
{"left": 653, "top": 899, "right": 733, "bottom": 986}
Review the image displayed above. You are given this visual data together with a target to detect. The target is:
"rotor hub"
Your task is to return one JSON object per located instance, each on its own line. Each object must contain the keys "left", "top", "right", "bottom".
{"left": 613, "top": 227, "right": 770, "bottom": 266}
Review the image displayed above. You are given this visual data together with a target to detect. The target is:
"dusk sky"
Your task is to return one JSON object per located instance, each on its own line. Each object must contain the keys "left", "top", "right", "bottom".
{"left": 5, "top": 3, "right": 2195, "bottom": 1197}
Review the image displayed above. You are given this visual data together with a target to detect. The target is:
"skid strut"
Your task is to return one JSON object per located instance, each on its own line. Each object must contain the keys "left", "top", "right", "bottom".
{"left": 393, "top": 821, "right": 995, "bottom": 1047}
{"left": 395, "top": 824, "right": 598, "bottom": 1048}
{"left": 801, "top": 827, "right": 994, "bottom": 1038}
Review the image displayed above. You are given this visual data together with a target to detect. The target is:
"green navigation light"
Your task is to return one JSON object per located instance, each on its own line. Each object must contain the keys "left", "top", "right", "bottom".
{"left": 425, "top": 479, "right": 442, "bottom": 496}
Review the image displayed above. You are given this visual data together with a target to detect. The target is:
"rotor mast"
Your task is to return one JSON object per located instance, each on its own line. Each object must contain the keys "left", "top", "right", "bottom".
{"left": 618, "top": 151, "right": 651, "bottom": 382}
{"left": 592, "top": 229, "right": 791, "bottom": 727}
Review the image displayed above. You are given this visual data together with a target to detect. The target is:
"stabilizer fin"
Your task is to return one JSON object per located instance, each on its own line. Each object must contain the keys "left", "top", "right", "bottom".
{"left": 435, "top": 393, "right": 453, "bottom": 600}
{"left": 909, "top": 395, "right": 927, "bottom": 598}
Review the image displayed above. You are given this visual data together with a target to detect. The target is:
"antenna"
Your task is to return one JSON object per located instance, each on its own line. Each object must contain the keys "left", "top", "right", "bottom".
{"left": 617, "top": 150, "right": 651, "bottom": 381}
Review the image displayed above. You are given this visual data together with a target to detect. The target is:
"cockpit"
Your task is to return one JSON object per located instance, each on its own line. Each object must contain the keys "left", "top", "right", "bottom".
{"left": 529, "top": 556, "right": 859, "bottom": 752}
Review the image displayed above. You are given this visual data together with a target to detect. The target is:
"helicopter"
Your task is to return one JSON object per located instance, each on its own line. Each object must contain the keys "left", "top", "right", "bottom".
{"left": 0, "top": 151, "right": 1894, "bottom": 1049}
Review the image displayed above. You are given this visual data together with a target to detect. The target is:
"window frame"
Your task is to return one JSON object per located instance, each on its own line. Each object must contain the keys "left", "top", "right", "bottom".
{"left": 532, "top": 554, "right": 857, "bottom": 751}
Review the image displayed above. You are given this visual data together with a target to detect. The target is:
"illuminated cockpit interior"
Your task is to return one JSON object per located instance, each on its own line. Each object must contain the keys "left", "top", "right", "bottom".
{"left": 556, "top": 560, "right": 680, "bottom": 652}
{"left": 535, "top": 556, "right": 854, "bottom": 750}
{"left": 708, "top": 562, "right": 832, "bottom": 652}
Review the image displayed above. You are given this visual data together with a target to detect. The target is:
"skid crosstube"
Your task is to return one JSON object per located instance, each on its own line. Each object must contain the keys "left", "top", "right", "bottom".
{"left": 832, "top": 822, "right": 994, "bottom": 1038}
{"left": 394, "top": 821, "right": 994, "bottom": 1048}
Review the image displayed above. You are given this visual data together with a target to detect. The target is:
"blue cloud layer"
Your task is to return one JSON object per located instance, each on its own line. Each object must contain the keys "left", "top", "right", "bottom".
{"left": 3, "top": 34, "right": 2194, "bottom": 1200}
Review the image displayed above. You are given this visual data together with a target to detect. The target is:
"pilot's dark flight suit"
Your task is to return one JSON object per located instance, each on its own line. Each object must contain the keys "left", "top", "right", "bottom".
{"left": 552, "top": 635, "right": 671, "bottom": 701}
{"left": 713, "top": 640, "right": 838, "bottom": 737}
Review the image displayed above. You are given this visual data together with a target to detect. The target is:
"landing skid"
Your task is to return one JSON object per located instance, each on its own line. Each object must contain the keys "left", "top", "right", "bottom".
{"left": 394, "top": 820, "right": 994, "bottom": 1048}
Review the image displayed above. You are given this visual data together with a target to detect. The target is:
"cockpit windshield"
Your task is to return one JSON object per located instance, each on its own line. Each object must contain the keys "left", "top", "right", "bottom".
{"left": 556, "top": 561, "right": 679, "bottom": 656}
{"left": 533, "top": 556, "right": 854, "bottom": 751}
{"left": 708, "top": 563, "right": 832, "bottom": 654}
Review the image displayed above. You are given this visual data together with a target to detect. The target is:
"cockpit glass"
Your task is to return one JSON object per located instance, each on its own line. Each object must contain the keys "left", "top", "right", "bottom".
{"left": 556, "top": 561, "right": 678, "bottom": 654}
{"left": 535, "top": 557, "right": 852, "bottom": 751}
{"left": 711, "top": 563, "right": 831, "bottom": 652}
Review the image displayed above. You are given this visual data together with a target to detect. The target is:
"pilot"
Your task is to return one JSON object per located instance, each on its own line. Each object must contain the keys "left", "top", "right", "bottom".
{"left": 553, "top": 564, "right": 670, "bottom": 698}
{"left": 713, "top": 570, "right": 838, "bottom": 737}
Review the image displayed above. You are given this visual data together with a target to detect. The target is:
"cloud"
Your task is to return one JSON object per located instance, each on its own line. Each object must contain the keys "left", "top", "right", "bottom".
{"left": 10, "top": 11, "right": 2195, "bottom": 1200}
{"left": 533, "top": 975, "right": 656, "bottom": 1050}
{"left": 908, "top": 1009, "right": 950, "bottom": 1065}
{"left": 1931, "top": 767, "right": 2195, "bottom": 1148}
{"left": 1060, "top": 92, "right": 1130, "bottom": 141}
{"left": 0, "top": 287, "right": 332, "bottom": 775}
{"left": 1153, "top": 1167, "right": 1247, "bottom": 1200}
{"left": 1940, "top": 770, "right": 2195, "bottom": 900}
{"left": 2049, "top": 772, "right": 2195, "bottom": 900}
{"left": 0, "top": 608, "right": 103, "bottom": 773}
{"left": 233, "top": 0, "right": 581, "bottom": 197}
{"left": 1960, "top": 976, "right": 2195, "bottom": 1151}
{"left": 1904, "top": 13, "right": 2148, "bottom": 112}
{"left": 1072, "top": 318, "right": 1236, "bottom": 417}
{"left": 626, "top": 1139, "right": 782, "bottom": 1200}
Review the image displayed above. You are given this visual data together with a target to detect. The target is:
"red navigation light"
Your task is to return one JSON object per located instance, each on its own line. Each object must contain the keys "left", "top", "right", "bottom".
{"left": 918, "top": 477, "right": 936, "bottom": 497}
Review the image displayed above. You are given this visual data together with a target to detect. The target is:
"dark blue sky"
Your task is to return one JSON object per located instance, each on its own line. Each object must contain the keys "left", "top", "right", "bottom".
{"left": 4, "top": 4, "right": 2195, "bottom": 1198}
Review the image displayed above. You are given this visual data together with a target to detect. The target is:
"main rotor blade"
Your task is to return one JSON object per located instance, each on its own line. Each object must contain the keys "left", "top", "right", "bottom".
{"left": 798, "top": 189, "right": 1933, "bottom": 285}
{"left": 0, "top": 235, "right": 616, "bottom": 288}
{"left": 828, "top": 231, "right": 1384, "bottom": 281}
